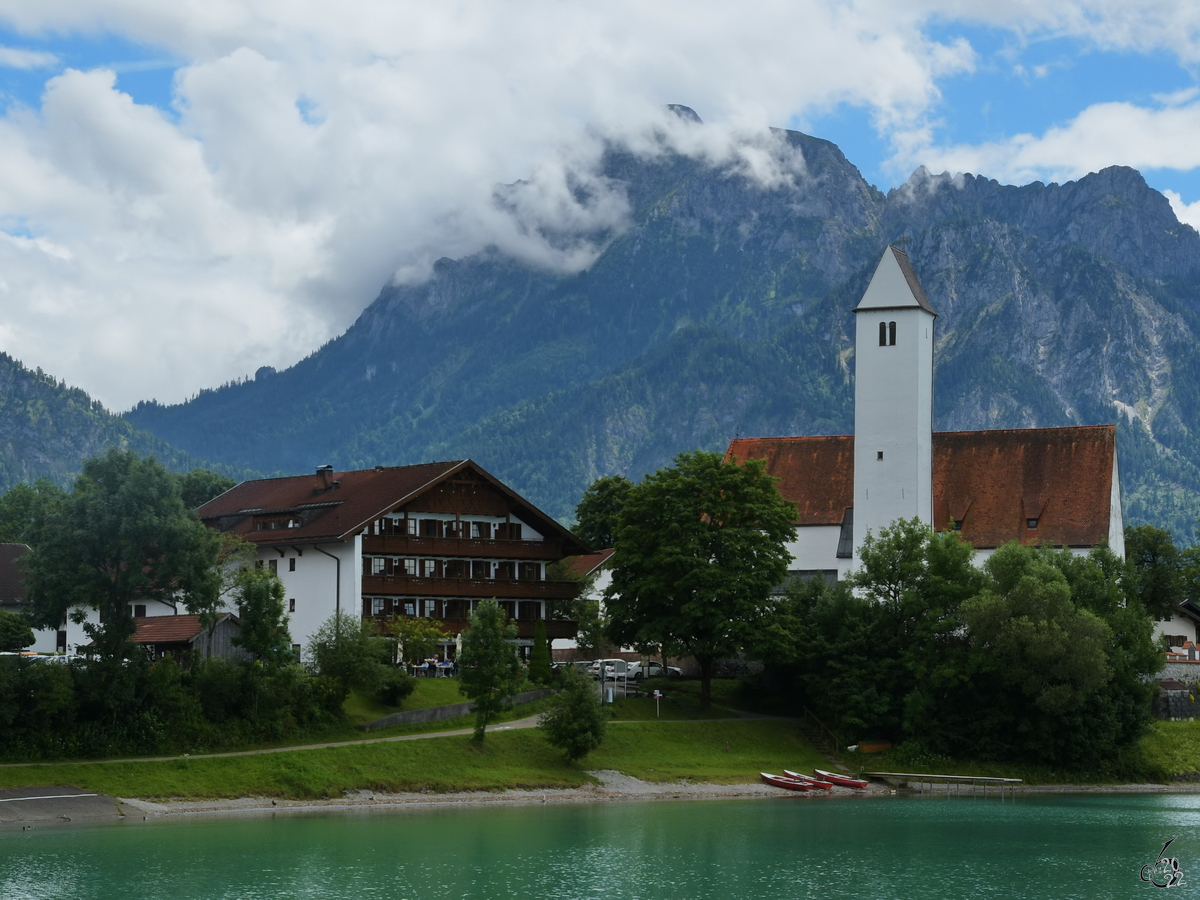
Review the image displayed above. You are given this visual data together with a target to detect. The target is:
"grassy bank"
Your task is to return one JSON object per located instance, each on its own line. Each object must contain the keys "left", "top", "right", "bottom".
{"left": 0, "top": 719, "right": 816, "bottom": 801}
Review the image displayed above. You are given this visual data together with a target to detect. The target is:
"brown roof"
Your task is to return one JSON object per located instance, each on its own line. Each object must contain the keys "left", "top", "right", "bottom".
{"left": 131, "top": 614, "right": 219, "bottom": 645}
{"left": 198, "top": 460, "right": 588, "bottom": 553}
{"left": 934, "top": 425, "right": 1116, "bottom": 548}
{"left": 564, "top": 548, "right": 615, "bottom": 579}
{"left": 725, "top": 425, "right": 1117, "bottom": 548}
{"left": 725, "top": 436, "right": 854, "bottom": 525}
{"left": 0, "top": 544, "right": 29, "bottom": 605}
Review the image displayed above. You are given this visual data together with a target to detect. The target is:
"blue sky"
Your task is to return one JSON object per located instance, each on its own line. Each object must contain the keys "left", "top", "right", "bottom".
{"left": 0, "top": 2, "right": 1199, "bottom": 410}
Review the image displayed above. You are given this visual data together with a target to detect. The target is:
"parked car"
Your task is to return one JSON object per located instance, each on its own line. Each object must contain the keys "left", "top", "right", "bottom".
{"left": 587, "top": 658, "right": 631, "bottom": 680}
{"left": 627, "top": 660, "right": 682, "bottom": 681}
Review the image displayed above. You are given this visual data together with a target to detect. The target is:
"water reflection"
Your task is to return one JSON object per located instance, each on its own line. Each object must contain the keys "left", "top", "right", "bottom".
{"left": 1, "top": 794, "right": 1196, "bottom": 899}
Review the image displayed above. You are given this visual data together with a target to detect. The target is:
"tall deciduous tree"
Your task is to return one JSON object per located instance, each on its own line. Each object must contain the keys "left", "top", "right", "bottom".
{"left": 573, "top": 475, "right": 633, "bottom": 550}
{"left": 458, "top": 600, "right": 522, "bottom": 742}
{"left": 0, "top": 610, "right": 34, "bottom": 651}
{"left": 605, "top": 451, "right": 795, "bottom": 708}
{"left": 0, "top": 479, "right": 64, "bottom": 545}
{"left": 176, "top": 469, "right": 237, "bottom": 511}
{"left": 22, "top": 449, "right": 223, "bottom": 664}
{"left": 231, "top": 567, "right": 293, "bottom": 668}
{"left": 1125, "top": 524, "right": 1184, "bottom": 620}
{"left": 528, "top": 618, "right": 552, "bottom": 685}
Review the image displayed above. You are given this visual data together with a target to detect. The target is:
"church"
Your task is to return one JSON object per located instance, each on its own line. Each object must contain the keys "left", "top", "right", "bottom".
{"left": 725, "top": 246, "right": 1126, "bottom": 585}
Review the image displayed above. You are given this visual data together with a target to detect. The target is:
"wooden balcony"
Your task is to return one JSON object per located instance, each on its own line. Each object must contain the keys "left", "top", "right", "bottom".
{"left": 368, "top": 616, "right": 578, "bottom": 640}
{"left": 361, "top": 534, "right": 563, "bottom": 560}
{"left": 361, "top": 573, "right": 581, "bottom": 600}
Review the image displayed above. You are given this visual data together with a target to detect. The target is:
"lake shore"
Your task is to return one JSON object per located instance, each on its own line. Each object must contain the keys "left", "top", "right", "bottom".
{"left": 111, "top": 772, "right": 1200, "bottom": 821}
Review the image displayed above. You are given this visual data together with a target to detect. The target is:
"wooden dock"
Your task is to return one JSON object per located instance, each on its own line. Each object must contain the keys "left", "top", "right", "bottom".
{"left": 864, "top": 771, "right": 1022, "bottom": 798}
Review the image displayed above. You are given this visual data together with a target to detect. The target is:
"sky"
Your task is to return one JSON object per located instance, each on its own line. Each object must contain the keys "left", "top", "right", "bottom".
{"left": 2, "top": 1, "right": 1200, "bottom": 412}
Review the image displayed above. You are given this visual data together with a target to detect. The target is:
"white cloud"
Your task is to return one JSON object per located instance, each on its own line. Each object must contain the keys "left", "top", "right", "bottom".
{"left": 1163, "top": 189, "right": 1200, "bottom": 230}
{"left": 0, "top": 1, "right": 1194, "bottom": 411}
{"left": 895, "top": 97, "right": 1200, "bottom": 184}
{"left": 0, "top": 46, "right": 56, "bottom": 68}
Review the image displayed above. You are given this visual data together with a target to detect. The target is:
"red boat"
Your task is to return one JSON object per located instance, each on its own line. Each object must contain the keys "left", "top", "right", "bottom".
{"left": 760, "top": 772, "right": 814, "bottom": 791}
{"left": 814, "top": 768, "right": 869, "bottom": 789}
{"left": 783, "top": 770, "right": 833, "bottom": 789}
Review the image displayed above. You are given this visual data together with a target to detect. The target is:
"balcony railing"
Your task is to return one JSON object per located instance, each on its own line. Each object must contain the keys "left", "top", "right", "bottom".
{"left": 361, "top": 534, "right": 563, "bottom": 560}
{"left": 367, "top": 615, "right": 578, "bottom": 640}
{"left": 361, "top": 573, "right": 581, "bottom": 600}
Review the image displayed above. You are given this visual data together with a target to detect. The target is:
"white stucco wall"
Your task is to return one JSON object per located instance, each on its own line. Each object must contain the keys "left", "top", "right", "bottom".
{"left": 851, "top": 260, "right": 935, "bottom": 558}
{"left": 24, "top": 597, "right": 178, "bottom": 656}
{"left": 267, "top": 537, "right": 362, "bottom": 656}
{"left": 785, "top": 525, "right": 852, "bottom": 581}
{"left": 1154, "top": 612, "right": 1198, "bottom": 648}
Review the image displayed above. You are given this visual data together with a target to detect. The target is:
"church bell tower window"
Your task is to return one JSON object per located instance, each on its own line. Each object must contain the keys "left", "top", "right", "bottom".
{"left": 888, "top": 321, "right": 896, "bottom": 345}
{"left": 878, "top": 322, "right": 887, "bottom": 346}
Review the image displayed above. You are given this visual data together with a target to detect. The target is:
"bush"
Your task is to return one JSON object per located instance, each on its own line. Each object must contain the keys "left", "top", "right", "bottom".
{"left": 539, "top": 668, "right": 608, "bottom": 761}
{"left": 377, "top": 666, "right": 416, "bottom": 705}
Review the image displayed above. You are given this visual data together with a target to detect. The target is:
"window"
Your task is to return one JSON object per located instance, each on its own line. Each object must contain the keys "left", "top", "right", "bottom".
{"left": 879, "top": 321, "right": 887, "bottom": 346}
{"left": 952, "top": 520, "right": 963, "bottom": 532}
{"left": 403, "top": 602, "right": 416, "bottom": 616}
{"left": 888, "top": 321, "right": 896, "bottom": 345}
{"left": 1027, "top": 518, "right": 1039, "bottom": 529}
{"left": 472, "top": 521, "right": 490, "bottom": 539}
{"left": 495, "top": 561, "right": 515, "bottom": 580}
{"left": 255, "top": 517, "right": 298, "bottom": 531}
{"left": 421, "top": 559, "right": 439, "bottom": 578}
{"left": 371, "top": 557, "right": 388, "bottom": 575}
{"left": 876, "top": 451, "right": 883, "bottom": 461}
{"left": 406, "top": 517, "right": 418, "bottom": 536}
{"left": 268, "top": 558, "right": 278, "bottom": 573}
{"left": 424, "top": 599, "right": 438, "bottom": 617}
{"left": 402, "top": 558, "right": 417, "bottom": 576}
{"left": 292, "top": 644, "right": 301, "bottom": 656}
{"left": 518, "top": 562, "right": 540, "bottom": 581}
{"left": 372, "top": 597, "right": 386, "bottom": 615}
{"left": 288, "top": 598, "right": 296, "bottom": 613}
{"left": 421, "top": 519, "right": 441, "bottom": 538}
{"left": 133, "top": 604, "right": 147, "bottom": 618}
{"left": 472, "top": 560, "right": 491, "bottom": 579}
{"left": 445, "top": 560, "right": 469, "bottom": 578}
{"left": 289, "top": 557, "right": 296, "bottom": 572}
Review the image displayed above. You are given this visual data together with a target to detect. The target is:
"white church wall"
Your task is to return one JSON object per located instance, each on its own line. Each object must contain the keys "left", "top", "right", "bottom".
{"left": 785, "top": 525, "right": 851, "bottom": 581}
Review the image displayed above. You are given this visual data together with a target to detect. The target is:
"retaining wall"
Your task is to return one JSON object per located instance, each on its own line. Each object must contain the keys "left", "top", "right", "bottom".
{"left": 359, "top": 689, "right": 553, "bottom": 731}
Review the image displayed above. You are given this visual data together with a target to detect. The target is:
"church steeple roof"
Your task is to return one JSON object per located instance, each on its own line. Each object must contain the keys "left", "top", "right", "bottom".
{"left": 853, "top": 245, "right": 938, "bottom": 316}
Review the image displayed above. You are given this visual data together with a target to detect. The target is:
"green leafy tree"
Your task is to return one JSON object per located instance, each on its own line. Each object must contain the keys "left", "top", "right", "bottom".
{"left": 0, "top": 479, "right": 65, "bottom": 545}
{"left": 176, "top": 469, "right": 237, "bottom": 510}
{"left": 606, "top": 451, "right": 796, "bottom": 708}
{"left": 528, "top": 618, "right": 553, "bottom": 685}
{"left": 231, "top": 567, "right": 293, "bottom": 668}
{"left": 21, "top": 449, "right": 224, "bottom": 664}
{"left": 0, "top": 610, "right": 34, "bottom": 651}
{"left": 458, "top": 600, "right": 522, "bottom": 742}
{"left": 1125, "top": 524, "right": 1184, "bottom": 620}
{"left": 573, "top": 475, "right": 633, "bottom": 550}
{"left": 306, "top": 612, "right": 388, "bottom": 700}
{"left": 539, "top": 668, "right": 607, "bottom": 761}
{"left": 388, "top": 616, "right": 449, "bottom": 665}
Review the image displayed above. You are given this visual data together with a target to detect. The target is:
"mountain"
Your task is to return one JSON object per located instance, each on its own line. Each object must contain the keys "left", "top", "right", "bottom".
{"left": 124, "top": 122, "right": 1200, "bottom": 540}
{"left": 0, "top": 352, "right": 243, "bottom": 492}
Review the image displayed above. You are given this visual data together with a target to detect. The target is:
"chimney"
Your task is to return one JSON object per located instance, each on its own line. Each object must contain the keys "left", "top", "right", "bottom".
{"left": 316, "top": 465, "right": 334, "bottom": 491}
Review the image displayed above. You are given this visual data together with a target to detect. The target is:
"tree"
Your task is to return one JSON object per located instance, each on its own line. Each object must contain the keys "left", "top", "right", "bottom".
{"left": 231, "top": 567, "right": 293, "bottom": 668}
{"left": 176, "top": 469, "right": 237, "bottom": 511}
{"left": 539, "top": 668, "right": 607, "bottom": 761}
{"left": 1125, "top": 524, "right": 1184, "bottom": 620}
{"left": 0, "top": 479, "right": 65, "bottom": 545}
{"left": 388, "top": 616, "right": 448, "bottom": 666}
{"left": 528, "top": 618, "right": 553, "bottom": 685}
{"left": 573, "top": 475, "right": 633, "bottom": 550}
{"left": 0, "top": 610, "right": 34, "bottom": 651}
{"left": 21, "top": 449, "right": 224, "bottom": 664}
{"left": 458, "top": 600, "right": 522, "bottom": 742}
{"left": 306, "top": 612, "right": 388, "bottom": 699}
{"left": 605, "top": 451, "right": 796, "bottom": 708}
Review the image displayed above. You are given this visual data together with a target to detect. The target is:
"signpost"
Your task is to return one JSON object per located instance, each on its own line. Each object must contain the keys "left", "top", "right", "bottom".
{"left": 653, "top": 690, "right": 661, "bottom": 718}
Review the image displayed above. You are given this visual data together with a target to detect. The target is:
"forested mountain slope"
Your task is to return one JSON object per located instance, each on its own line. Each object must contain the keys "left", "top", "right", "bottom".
{"left": 0, "top": 353, "right": 241, "bottom": 492}
{"left": 124, "top": 125, "right": 1200, "bottom": 539}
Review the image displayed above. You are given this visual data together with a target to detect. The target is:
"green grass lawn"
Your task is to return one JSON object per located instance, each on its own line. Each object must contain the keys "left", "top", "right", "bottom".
{"left": 343, "top": 677, "right": 470, "bottom": 725}
{"left": 0, "top": 718, "right": 820, "bottom": 800}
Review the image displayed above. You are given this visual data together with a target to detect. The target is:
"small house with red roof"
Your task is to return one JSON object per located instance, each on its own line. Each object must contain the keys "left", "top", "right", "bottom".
{"left": 724, "top": 246, "right": 1126, "bottom": 589}
{"left": 197, "top": 460, "right": 589, "bottom": 660}
{"left": 130, "top": 613, "right": 249, "bottom": 668}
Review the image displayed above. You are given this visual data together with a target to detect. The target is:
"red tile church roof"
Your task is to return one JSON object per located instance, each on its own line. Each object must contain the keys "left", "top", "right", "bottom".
{"left": 726, "top": 425, "right": 1117, "bottom": 549}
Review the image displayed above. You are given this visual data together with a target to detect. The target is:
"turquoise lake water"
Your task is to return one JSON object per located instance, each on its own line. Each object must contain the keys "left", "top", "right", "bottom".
{"left": 2, "top": 793, "right": 1198, "bottom": 899}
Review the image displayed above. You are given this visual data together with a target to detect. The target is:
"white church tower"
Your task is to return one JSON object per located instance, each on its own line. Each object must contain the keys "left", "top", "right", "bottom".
{"left": 851, "top": 246, "right": 938, "bottom": 557}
